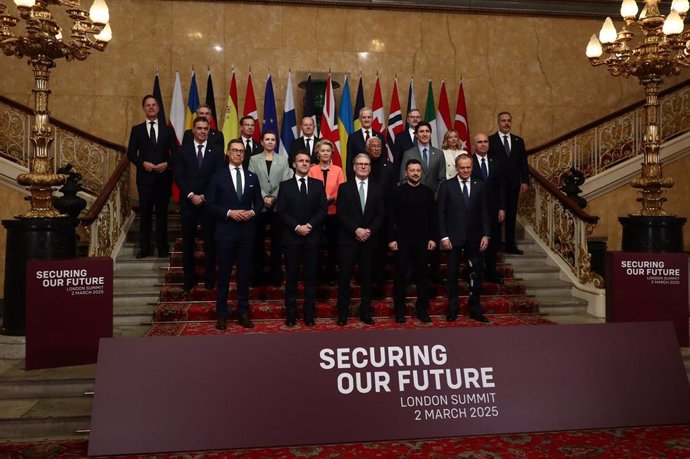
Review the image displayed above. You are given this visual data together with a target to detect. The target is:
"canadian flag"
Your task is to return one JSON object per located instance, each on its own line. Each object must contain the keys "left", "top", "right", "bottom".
{"left": 371, "top": 74, "right": 386, "bottom": 141}
{"left": 320, "top": 73, "right": 342, "bottom": 167}
{"left": 243, "top": 72, "right": 261, "bottom": 142}
{"left": 454, "top": 80, "right": 471, "bottom": 153}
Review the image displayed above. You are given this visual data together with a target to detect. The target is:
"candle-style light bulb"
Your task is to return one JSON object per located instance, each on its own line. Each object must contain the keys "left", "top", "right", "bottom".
{"left": 599, "top": 17, "right": 618, "bottom": 44}
{"left": 621, "top": 0, "right": 639, "bottom": 19}
{"left": 94, "top": 22, "right": 112, "bottom": 42}
{"left": 586, "top": 34, "right": 604, "bottom": 58}
{"left": 89, "top": 0, "right": 109, "bottom": 25}
{"left": 13, "top": 0, "right": 36, "bottom": 7}
{"left": 663, "top": 10, "right": 684, "bottom": 35}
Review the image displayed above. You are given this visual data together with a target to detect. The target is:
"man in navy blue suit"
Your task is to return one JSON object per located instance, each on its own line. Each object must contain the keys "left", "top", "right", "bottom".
{"left": 346, "top": 107, "right": 384, "bottom": 173}
{"left": 173, "top": 117, "right": 226, "bottom": 294}
{"left": 205, "top": 138, "right": 264, "bottom": 330}
{"left": 277, "top": 151, "right": 327, "bottom": 327}
{"left": 126, "top": 94, "right": 175, "bottom": 258}
{"left": 438, "top": 154, "right": 491, "bottom": 323}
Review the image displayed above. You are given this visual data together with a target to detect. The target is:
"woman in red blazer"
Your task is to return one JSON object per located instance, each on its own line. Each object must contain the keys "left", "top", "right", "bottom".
{"left": 308, "top": 140, "right": 345, "bottom": 284}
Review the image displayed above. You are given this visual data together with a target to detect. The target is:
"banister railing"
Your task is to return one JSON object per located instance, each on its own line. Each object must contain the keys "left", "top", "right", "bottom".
{"left": 528, "top": 79, "right": 690, "bottom": 186}
{"left": 519, "top": 166, "right": 604, "bottom": 288}
{"left": 0, "top": 94, "right": 131, "bottom": 257}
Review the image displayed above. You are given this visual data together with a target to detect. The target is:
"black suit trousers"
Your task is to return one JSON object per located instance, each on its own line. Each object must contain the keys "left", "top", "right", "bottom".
{"left": 180, "top": 204, "right": 216, "bottom": 289}
{"left": 252, "top": 211, "right": 283, "bottom": 282}
{"left": 137, "top": 176, "right": 170, "bottom": 253}
{"left": 215, "top": 236, "right": 253, "bottom": 319}
{"left": 445, "top": 244, "right": 484, "bottom": 317}
{"left": 393, "top": 242, "right": 430, "bottom": 317}
{"left": 284, "top": 242, "right": 319, "bottom": 320}
{"left": 337, "top": 242, "right": 374, "bottom": 316}
{"left": 503, "top": 186, "right": 521, "bottom": 248}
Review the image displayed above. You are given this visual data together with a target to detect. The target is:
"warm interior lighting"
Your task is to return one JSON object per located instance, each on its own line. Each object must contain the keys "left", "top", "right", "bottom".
{"left": 599, "top": 17, "right": 618, "bottom": 44}
{"left": 89, "top": 0, "right": 109, "bottom": 25}
{"left": 663, "top": 10, "right": 684, "bottom": 35}
{"left": 55, "top": 29, "right": 62, "bottom": 41}
{"left": 586, "top": 34, "right": 603, "bottom": 58}
{"left": 94, "top": 22, "right": 112, "bottom": 42}
{"left": 640, "top": 6, "right": 648, "bottom": 19}
{"left": 621, "top": 0, "right": 639, "bottom": 19}
{"left": 672, "top": 0, "right": 690, "bottom": 14}
{"left": 13, "top": 0, "right": 36, "bottom": 7}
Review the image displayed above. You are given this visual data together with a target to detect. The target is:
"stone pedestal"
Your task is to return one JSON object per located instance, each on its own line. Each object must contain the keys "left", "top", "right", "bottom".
{"left": 619, "top": 216, "right": 686, "bottom": 253}
{"left": 1, "top": 217, "right": 77, "bottom": 336}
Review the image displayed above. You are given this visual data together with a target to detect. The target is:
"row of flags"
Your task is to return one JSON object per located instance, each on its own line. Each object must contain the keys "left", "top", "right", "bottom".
{"left": 152, "top": 70, "right": 472, "bottom": 173}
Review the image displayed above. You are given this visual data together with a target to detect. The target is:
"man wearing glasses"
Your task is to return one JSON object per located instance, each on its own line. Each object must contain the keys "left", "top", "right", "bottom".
{"left": 335, "top": 154, "right": 386, "bottom": 326}
{"left": 205, "top": 139, "right": 264, "bottom": 330}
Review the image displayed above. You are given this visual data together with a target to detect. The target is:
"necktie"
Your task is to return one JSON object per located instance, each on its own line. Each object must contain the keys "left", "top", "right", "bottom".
{"left": 235, "top": 167, "right": 243, "bottom": 200}
{"left": 149, "top": 121, "right": 156, "bottom": 144}
{"left": 503, "top": 135, "right": 511, "bottom": 157}
{"left": 299, "top": 177, "right": 307, "bottom": 198}
{"left": 481, "top": 157, "right": 488, "bottom": 179}
{"left": 365, "top": 130, "right": 370, "bottom": 141}
{"left": 197, "top": 144, "right": 204, "bottom": 168}
{"left": 462, "top": 180, "right": 469, "bottom": 204}
{"left": 305, "top": 138, "right": 311, "bottom": 155}
{"left": 358, "top": 181, "right": 366, "bottom": 212}
{"left": 246, "top": 139, "right": 252, "bottom": 156}
{"left": 422, "top": 148, "right": 428, "bottom": 168}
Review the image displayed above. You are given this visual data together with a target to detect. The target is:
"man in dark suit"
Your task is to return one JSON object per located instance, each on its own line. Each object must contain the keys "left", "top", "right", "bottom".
{"left": 205, "top": 138, "right": 264, "bottom": 330}
{"left": 127, "top": 94, "right": 175, "bottom": 258}
{"left": 346, "top": 107, "right": 384, "bottom": 172}
{"left": 182, "top": 104, "right": 225, "bottom": 151}
{"left": 471, "top": 133, "right": 506, "bottom": 283}
{"left": 388, "top": 159, "right": 437, "bottom": 323}
{"left": 239, "top": 116, "right": 263, "bottom": 168}
{"left": 277, "top": 151, "right": 327, "bottom": 327}
{"left": 289, "top": 116, "right": 320, "bottom": 165}
{"left": 393, "top": 108, "right": 421, "bottom": 172}
{"left": 398, "top": 121, "right": 446, "bottom": 195}
{"left": 438, "top": 154, "right": 491, "bottom": 323}
{"left": 173, "top": 117, "right": 226, "bottom": 294}
{"left": 336, "top": 153, "right": 386, "bottom": 326}
{"left": 489, "top": 111, "right": 529, "bottom": 255}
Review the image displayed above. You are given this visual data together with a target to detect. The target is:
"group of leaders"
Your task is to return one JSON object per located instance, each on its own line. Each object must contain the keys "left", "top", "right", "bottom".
{"left": 127, "top": 94, "right": 530, "bottom": 331}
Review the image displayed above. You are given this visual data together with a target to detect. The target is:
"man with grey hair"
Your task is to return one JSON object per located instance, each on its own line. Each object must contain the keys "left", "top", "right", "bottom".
{"left": 346, "top": 107, "right": 384, "bottom": 171}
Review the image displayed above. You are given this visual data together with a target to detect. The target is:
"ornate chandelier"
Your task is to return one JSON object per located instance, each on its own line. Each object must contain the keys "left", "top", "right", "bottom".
{"left": 0, "top": 0, "right": 111, "bottom": 218}
{"left": 586, "top": 0, "right": 689, "bottom": 217}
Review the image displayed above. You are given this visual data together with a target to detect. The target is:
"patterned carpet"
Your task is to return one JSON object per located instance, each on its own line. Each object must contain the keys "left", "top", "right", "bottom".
{"left": 2, "top": 425, "right": 690, "bottom": 458}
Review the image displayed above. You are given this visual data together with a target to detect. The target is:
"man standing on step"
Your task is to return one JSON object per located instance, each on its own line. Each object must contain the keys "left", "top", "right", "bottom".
{"left": 438, "top": 154, "right": 491, "bottom": 323}
{"left": 489, "top": 112, "right": 529, "bottom": 255}
{"left": 239, "top": 116, "right": 263, "bottom": 168}
{"left": 173, "top": 117, "right": 225, "bottom": 295}
{"left": 127, "top": 94, "right": 175, "bottom": 259}
{"left": 335, "top": 153, "right": 385, "bottom": 326}
{"left": 205, "top": 139, "right": 263, "bottom": 330}
{"left": 182, "top": 104, "right": 225, "bottom": 151}
{"left": 277, "top": 151, "right": 327, "bottom": 327}
{"left": 388, "top": 159, "right": 436, "bottom": 324}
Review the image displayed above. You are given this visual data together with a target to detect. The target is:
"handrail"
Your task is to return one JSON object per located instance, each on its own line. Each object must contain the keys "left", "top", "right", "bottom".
{"left": 528, "top": 165, "right": 599, "bottom": 224}
{"left": 528, "top": 78, "right": 690, "bottom": 155}
{"left": 80, "top": 152, "right": 129, "bottom": 226}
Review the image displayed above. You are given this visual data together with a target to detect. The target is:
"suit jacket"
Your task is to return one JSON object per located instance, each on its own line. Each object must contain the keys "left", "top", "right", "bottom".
{"left": 277, "top": 177, "right": 327, "bottom": 246}
{"left": 182, "top": 128, "right": 225, "bottom": 151}
{"left": 346, "top": 129, "right": 385, "bottom": 169}
{"left": 393, "top": 129, "right": 416, "bottom": 168}
{"left": 308, "top": 163, "right": 345, "bottom": 215}
{"left": 248, "top": 153, "right": 294, "bottom": 209}
{"left": 289, "top": 136, "right": 320, "bottom": 164}
{"left": 471, "top": 153, "right": 506, "bottom": 216}
{"left": 437, "top": 177, "right": 490, "bottom": 248}
{"left": 336, "top": 179, "right": 385, "bottom": 247}
{"left": 173, "top": 141, "right": 226, "bottom": 212}
{"left": 205, "top": 166, "right": 264, "bottom": 241}
{"left": 488, "top": 132, "right": 529, "bottom": 189}
{"left": 398, "top": 145, "right": 446, "bottom": 194}
{"left": 126, "top": 121, "right": 175, "bottom": 186}
{"left": 240, "top": 136, "right": 264, "bottom": 168}
{"left": 369, "top": 157, "right": 396, "bottom": 196}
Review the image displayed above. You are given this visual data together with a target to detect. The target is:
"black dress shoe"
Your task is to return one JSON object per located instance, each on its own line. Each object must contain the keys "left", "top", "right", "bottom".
{"left": 360, "top": 315, "right": 375, "bottom": 325}
{"left": 336, "top": 314, "right": 347, "bottom": 326}
{"left": 446, "top": 312, "right": 458, "bottom": 322}
{"left": 470, "top": 314, "right": 489, "bottom": 323}
{"left": 285, "top": 318, "right": 297, "bottom": 327}
{"left": 136, "top": 250, "right": 148, "bottom": 259}
{"left": 215, "top": 319, "right": 227, "bottom": 331}
{"left": 204, "top": 281, "right": 214, "bottom": 290}
{"left": 504, "top": 247, "right": 524, "bottom": 255}
{"left": 304, "top": 318, "right": 315, "bottom": 327}
{"left": 418, "top": 314, "right": 432, "bottom": 324}
{"left": 238, "top": 314, "right": 254, "bottom": 329}
{"left": 395, "top": 316, "right": 407, "bottom": 324}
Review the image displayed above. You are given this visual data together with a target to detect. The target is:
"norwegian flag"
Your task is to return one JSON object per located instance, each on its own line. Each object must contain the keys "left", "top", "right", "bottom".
{"left": 454, "top": 80, "right": 471, "bottom": 153}
{"left": 243, "top": 72, "right": 261, "bottom": 142}
{"left": 320, "top": 73, "right": 342, "bottom": 167}
{"left": 386, "top": 78, "right": 404, "bottom": 163}
{"left": 371, "top": 74, "right": 386, "bottom": 141}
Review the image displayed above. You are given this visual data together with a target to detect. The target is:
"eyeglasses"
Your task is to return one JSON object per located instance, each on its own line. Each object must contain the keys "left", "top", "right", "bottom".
{"left": 229, "top": 148, "right": 245, "bottom": 153}
{"left": 354, "top": 163, "right": 370, "bottom": 167}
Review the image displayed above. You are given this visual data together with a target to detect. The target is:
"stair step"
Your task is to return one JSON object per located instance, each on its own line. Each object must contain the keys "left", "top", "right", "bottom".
{"left": 536, "top": 295, "right": 589, "bottom": 315}
{"left": 0, "top": 397, "right": 92, "bottom": 440}
{"left": 522, "top": 279, "right": 574, "bottom": 297}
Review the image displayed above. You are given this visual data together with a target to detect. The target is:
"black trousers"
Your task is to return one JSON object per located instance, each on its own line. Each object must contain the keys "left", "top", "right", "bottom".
{"left": 284, "top": 242, "right": 319, "bottom": 321}
{"left": 137, "top": 179, "right": 170, "bottom": 254}
{"left": 503, "top": 187, "right": 521, "bottom": 249}
{"left": 180, "top": 204, "right": 215, "bottom": 289}
{"left": 393, "top": 242, "right": 430, "bottom": 318}
{"left": 215, "top": 236, "right": 253, "bottom": 319}
{"left": 445, "top": 243, "right": 484, "bottom": 317}
{"left": 336, "top": 242, "right": 374, "bottom": 318}
{"left": 252, "top": 211, "right": 283, "bottom": 282}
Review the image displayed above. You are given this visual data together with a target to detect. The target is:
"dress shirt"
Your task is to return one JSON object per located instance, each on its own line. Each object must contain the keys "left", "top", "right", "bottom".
{"left": 457, "top": 176, "right": 472, "bottom": 195}
{"left": 357, "top": 177, "right": 369, "bottom": 203}
{"left": 295, "top": 173, "right": 308, "bottom": 194}
{"left": 303, "top": 137, "right": 314, "bottom": 155}
{"left": 476, "top": 154, "right": 490, "bottom": 177}
{"left": 147, "top": 119, "right": 158, "bottom": 142}
{"left": 187, "top": 140, "right": 208, "bottom": 199}
{"left": 501, "top": 132, "right": 512, "bottom": 151}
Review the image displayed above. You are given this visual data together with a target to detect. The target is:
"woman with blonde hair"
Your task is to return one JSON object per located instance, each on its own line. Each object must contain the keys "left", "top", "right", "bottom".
{"left": 441, "top": 129, "right": 467, "bottom": 179}
{"left": 308, "top": 139, "right": 345, "bottom": 284}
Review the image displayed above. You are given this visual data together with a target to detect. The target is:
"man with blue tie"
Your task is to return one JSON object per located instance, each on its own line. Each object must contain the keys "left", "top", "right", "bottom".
{"left": 173, "top": 117, "right": 225, "bottom": 294}
{"left": 277, "top": 151, "right": 327, "bottom": 327}
{"left": 438, "top": 154, "right": 491, "bottom": 323}
{"left": 205, "top": 139, "right": 264, "bottom": 330}
{"left": 398, "top": 121, "right": 446, "bottom": 194}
